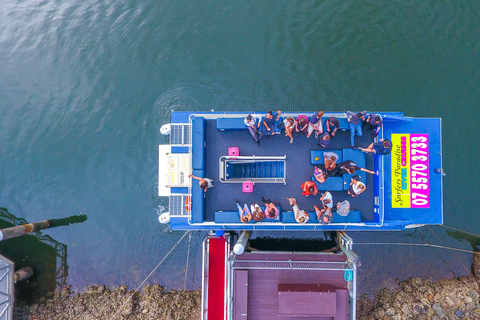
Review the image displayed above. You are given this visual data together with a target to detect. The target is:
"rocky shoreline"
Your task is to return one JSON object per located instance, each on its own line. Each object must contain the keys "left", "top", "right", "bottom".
{"left": 14, "top": 254, "right": 480, "bottom": 320}
{"left": 14, "top": 285, "right": 201, "bottom": 320}
{"left": 357, "top": 253, "right": 480, "bottom": 319}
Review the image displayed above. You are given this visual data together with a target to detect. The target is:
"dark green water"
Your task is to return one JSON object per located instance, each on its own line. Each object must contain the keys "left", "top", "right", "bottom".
{"left": 1, "top": 0, "right": 479, "bottom": 296}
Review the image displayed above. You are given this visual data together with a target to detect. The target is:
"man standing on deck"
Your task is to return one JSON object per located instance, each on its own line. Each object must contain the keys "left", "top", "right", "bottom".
{"left": 346, "top": 110, "right": 367, "bottom": 146}
{"left": 189, "top": 174, "right": 214, "bottom": 192}
{"left": 260, "top": 110, "right": 282, "bottom": 139}
{"left": 244, "top": 114, "right": 261, "bottom": 147}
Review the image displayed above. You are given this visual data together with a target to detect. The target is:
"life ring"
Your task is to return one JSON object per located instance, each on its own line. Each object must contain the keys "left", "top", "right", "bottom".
{"left": 185, "top": 196, "right": 192, "bottom": 212}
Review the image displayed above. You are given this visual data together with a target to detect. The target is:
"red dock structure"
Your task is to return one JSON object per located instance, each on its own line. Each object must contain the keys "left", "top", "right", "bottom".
{"left": 202, "top": 232, "right": 359, "bottom": 320}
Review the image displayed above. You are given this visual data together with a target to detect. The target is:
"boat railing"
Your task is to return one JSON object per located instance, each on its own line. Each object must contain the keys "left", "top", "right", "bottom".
{"left": 219, "top": 155, "right": 287, "bottom": 184}
{"left": 201, "top": 235, "right": 209, "bottom": 320}
{"left": 232, "top": 259, "right": 353, "bottom": 271}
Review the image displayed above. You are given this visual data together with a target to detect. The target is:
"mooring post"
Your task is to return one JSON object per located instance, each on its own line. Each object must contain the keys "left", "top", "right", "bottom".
{"left": 0, "top": 215, "right": 87, "bottom": 241}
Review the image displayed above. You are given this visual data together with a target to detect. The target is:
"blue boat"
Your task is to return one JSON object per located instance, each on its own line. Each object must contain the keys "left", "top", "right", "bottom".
{"left": 158, "top": 111, "right": 443, "bottom": 231}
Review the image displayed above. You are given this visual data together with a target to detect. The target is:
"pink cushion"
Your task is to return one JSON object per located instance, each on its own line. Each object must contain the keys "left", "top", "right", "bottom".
{"left": 242, "top": 181, "right": 253, "bottom": 193}
{"left": 228, "top": 147, "right": 239, "bottom": 157}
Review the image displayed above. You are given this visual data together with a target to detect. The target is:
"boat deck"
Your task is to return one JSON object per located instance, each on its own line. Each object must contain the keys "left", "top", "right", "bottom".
{"left": 233, "top": 252, "right": 351, "bottom": 320}
{"left": 162, "top": 111, "right": 443, "bottom": 231}
{"left": 204, "top": 118, "right": 376, "bottom": 222}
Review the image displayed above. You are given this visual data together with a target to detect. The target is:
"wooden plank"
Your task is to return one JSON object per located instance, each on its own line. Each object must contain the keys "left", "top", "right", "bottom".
{"left": 335, "top": 288, "right": 349, "bottom": 320}
{"left": 278, "top": 284, "right": 336, "bottom": 316}
{"left": 234, "top": 270, "right": 249, "bottom": 319}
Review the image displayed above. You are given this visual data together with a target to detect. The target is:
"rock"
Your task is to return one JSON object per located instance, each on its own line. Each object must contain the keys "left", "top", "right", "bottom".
{"left": 427, "top": 308, "right": 435, "bottom": 317}
{"left": 444, "top": 296, "right": 455, "bottom": 307}
{"left": 468, "top": 301, "right": 475, "bottom": 311}
{"left": 401, "top": 303, "right": 410, "bottom": 315}
{"left": 385, "top": 307, "right": 395, "bottom": 316}
{"left": 454, "top": 309, "right": 464, "bottom": 318}
{"left": 432, "top": 303, "right": 445, "bottom": 317}
{"left": 469, "top": 290, "right": 479, "bottom": 301}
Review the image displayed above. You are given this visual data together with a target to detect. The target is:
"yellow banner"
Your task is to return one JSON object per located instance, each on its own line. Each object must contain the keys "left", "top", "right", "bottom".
{"left": 391, "top": 134, "right": 411, "bottom": 208}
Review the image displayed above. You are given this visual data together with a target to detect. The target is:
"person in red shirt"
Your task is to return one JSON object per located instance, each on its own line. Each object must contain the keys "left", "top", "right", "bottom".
{"left": 301, "top": 180, "right": 318, "bottom": 196}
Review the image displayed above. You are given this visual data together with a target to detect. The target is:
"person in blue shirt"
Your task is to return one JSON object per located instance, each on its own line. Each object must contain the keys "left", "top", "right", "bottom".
{"left": 307, "top": 111, "right": 324, "bottom": 138}
{"left": 366, "top": 113, "right": 383, "bottom": 138}
{"left": 346, "top": 110, "right": 367, "bottom": 146}
{"left": 260, "top": 110, "right": 282, "bottom": 138}
{"left": 315, "top": 132, "right": 331, "bottom": 148}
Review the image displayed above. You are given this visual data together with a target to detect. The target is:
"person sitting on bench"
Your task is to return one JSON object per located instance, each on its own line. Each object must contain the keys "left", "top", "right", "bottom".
{"left": 314, "top": 166, "right": 328, "bottom": 183}
{"left": 250, "top": 203, "right": 266, "bottom": 222}
{"left": 326, "top": 116, "right": 340, "bottom": 137}
{"left": 288, "top": 197, "right": 310, "bottom": 224}
{"left": 348, "top": 176, "right": 366, "bottom": 197}
{"left": 324, "top": 152, "right": 339, "bottom": 172}
{"left": 244, "top": 114, "right": 261, "bottom": 146}
{"left": 283, "top": 116, "right": 295, "bottom": 144}
{"left": 261, "top": 196, "right": 279, "bottom": 219}
{"left": 260, "top": 110, "right": 282, "bottom": 138}
{"left": 236, "top": 199, "right": 252, "bottom": 223}
{"left": 295, "top": 115, "right": 309, "bottom": 136}
{"left": 315, "top": 204, "right": 332, "bottom": 224}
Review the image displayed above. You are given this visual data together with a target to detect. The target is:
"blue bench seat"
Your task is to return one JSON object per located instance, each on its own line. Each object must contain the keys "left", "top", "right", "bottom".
{"left": 190, "top": 169, "right": 205, "bottom": 223}
{"left": 281, "top": 210, "right": 362, "bottom": 224}
{"left": 311, "top": 176, "right": 343, "bottom": 191}
{"left": 216, "top": 117, "right": 247, "bottom": 130}
{"left": 192, "top": 116, "right": 206, "bottom": 170}
{"left": 214, "top": 207, "right": 282, "bottom": 223}
{"left": 310, "top": 149, "right": 368, "bottom": 191}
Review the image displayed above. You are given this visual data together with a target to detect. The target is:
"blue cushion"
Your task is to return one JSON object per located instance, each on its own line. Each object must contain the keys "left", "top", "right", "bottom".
{"left": 192, "top": 117, "right": 206, "bottom": 170}
{"left": 216, "top": 118, "right": 247, "bottom": 130}
{"left": 214, "top": 207, "right": 281, "bottom": 223}
{"left": 190, "top": 169, "right": 205, "bottom": 223}
{"left": 310, "top": 150, "right": 343, "bottom": 165}
{"left": 282, "top": 211, "right": 319, "bottom": 223}
{"left": 332, "top": 210, "right": 362, "bottom": 223}
{"left": 311, "top": 176, "right": 344, "bottom": 191}
{"left": 342, "top": 149, "right": 367, "bottom": 190}
{"left": 282, "top": 210, "right": 362, "bottom": 224}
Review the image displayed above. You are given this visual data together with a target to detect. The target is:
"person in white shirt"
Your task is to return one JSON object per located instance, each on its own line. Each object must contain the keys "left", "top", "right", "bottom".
{"left": 348, "top": 176, "right": 366, "bottom": 197}
{"left": 287, "top": 197, "right": 310, "bottom": 224}
{"left": 244, "top": 114, "right": 261, "bottom": 146}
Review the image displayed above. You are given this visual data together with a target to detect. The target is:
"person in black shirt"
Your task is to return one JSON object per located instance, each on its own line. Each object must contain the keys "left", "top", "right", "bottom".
{"left": 326, "top": 117, "right": 340, "bottom": 137}
{"left": 330, "top": 160, "right": 375, "bottom": 176}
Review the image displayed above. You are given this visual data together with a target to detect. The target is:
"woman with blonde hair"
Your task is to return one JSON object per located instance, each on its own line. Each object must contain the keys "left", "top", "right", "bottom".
{"left": 283, "top": 116, "right": 295, "bottom": 143}
{"left": 287, "top": 197, "right": 310, "bottom": 224}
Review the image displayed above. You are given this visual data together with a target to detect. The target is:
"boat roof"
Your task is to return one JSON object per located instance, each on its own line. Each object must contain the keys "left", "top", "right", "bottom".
{"left": 201, "top": 232, "right": 359, "bottom": 320}
{"left": 160, "top": 111, "right": 443, "bottom": 231}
